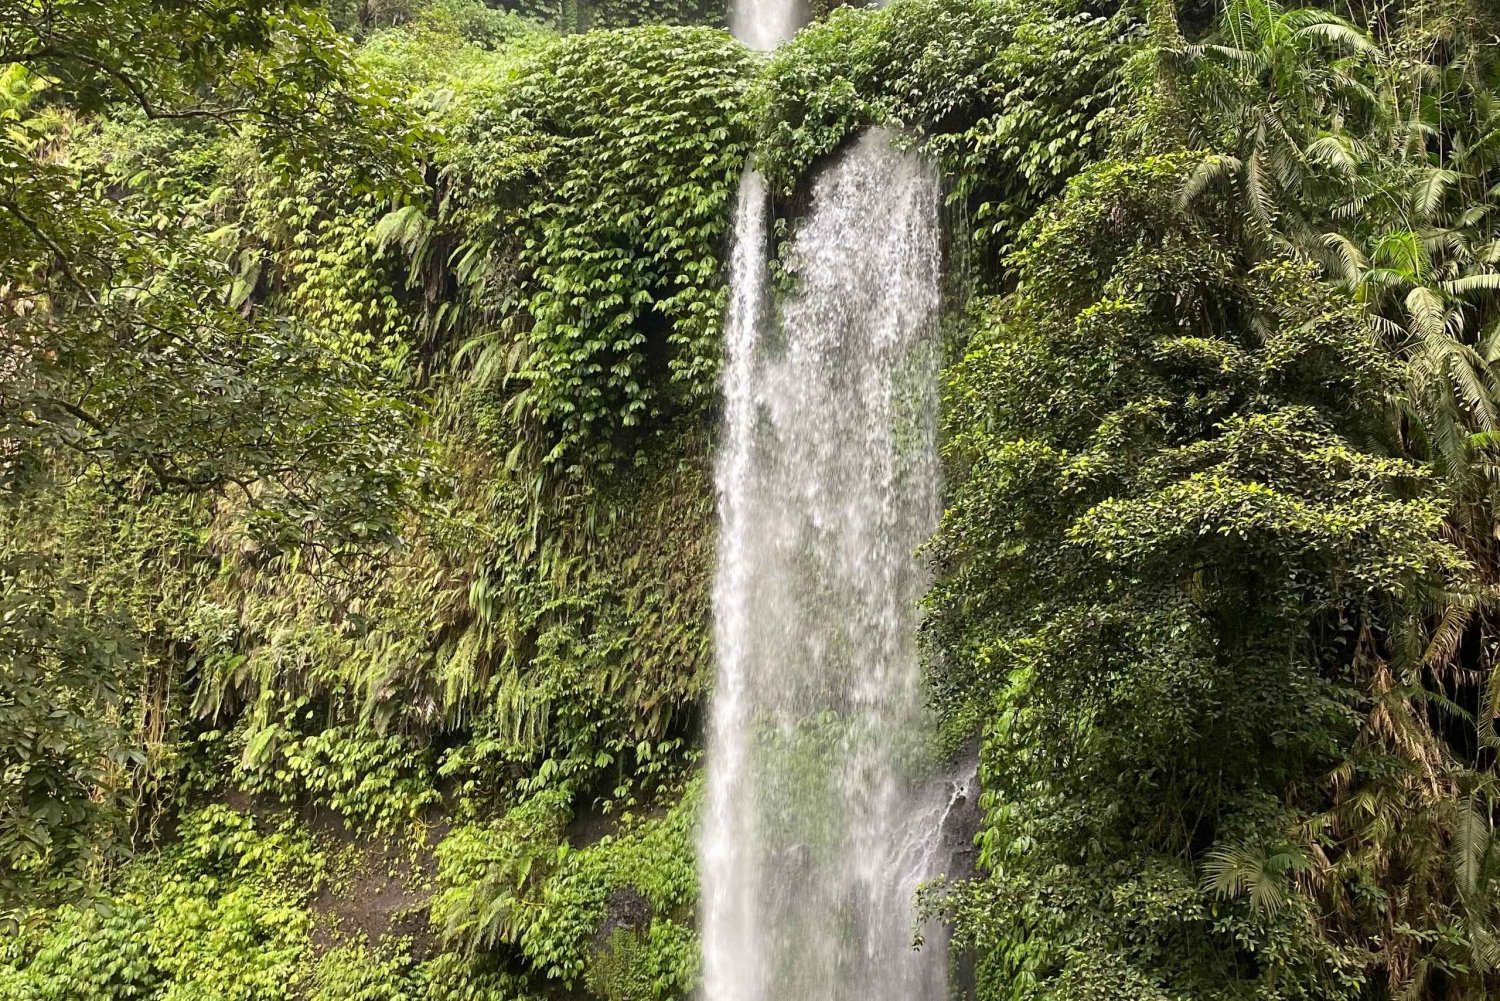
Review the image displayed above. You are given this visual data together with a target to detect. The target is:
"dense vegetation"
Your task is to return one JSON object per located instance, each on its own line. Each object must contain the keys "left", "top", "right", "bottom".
{"left": 3, "top": 0, "right": 1500, "bottom": 998}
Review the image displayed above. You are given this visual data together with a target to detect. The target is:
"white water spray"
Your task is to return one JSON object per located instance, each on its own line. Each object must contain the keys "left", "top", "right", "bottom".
{"left": 729, "top": 0, "right": 802, "bottom": 50}
{"left": 700, "top": 130, "right": 956, "bottom": 1001}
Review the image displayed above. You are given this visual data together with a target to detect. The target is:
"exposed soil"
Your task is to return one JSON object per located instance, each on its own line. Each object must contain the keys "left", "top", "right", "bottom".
{"left": 306, "top": 830, "right": 441, "bottom": 960}
{"left": 218, "top": 787, "right": 444, "bottom": 961}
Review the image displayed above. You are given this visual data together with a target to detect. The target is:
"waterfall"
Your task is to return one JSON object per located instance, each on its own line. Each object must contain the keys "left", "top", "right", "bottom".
{"left": 700, "top": 130, "right": 956, "bottom": 1001}
{"left": 729, "top": 0, "right": 802, "bottom": 50}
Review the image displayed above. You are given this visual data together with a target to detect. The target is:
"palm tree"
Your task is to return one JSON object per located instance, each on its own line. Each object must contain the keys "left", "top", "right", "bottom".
{"left": 1180, "top": 0, "right": 1385, "bottom": 246}
{"left": 1319, "top": 225, "right": 1500, "bottom": 489}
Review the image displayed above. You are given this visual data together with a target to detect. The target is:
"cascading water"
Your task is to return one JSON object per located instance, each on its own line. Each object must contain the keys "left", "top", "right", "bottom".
{"left": 700, "top": 129, "right": 963, "bottom": 1001}
{"left": 729, "top": 0, "right": 801, "bottom": 50}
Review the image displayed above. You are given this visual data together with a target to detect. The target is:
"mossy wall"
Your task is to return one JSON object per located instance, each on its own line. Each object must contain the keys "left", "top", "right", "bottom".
{"left": 6, "top": 0, "right": 1500, "bottom": 997}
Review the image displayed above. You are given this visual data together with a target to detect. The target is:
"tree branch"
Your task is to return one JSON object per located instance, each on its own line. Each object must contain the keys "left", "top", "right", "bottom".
{"left": 2, "top": 44, "right": 248, "bottom": 130}
{"left": 42, "top": 396, "right": 212, "bottom": 493}
{"left": 0, "top": 198, "right": 96, "bottom": 303}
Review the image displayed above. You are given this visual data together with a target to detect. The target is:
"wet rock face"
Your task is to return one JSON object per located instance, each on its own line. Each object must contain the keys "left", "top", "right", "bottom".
{"left": 594, "top": 886, "right": 653, "bottom": 950}
{"left": 915, "top": 754, "right": 982, "bottom": 1001}
{"left": 943, "top": 792, "right": 981, "bottom": 882}
{"left": 938, "top": 752, "right": 982, "bottom": 883}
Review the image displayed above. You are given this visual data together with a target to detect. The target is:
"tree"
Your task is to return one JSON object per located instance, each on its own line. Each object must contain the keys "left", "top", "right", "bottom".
{"left": 0, "top": 0, "right": 429, "bottom": 921}
{"left": 1181, "top": 0, "right": 1384, "bottom": 246}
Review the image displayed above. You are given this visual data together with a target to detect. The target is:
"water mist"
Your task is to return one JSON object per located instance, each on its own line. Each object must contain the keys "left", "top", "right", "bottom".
{"left": 700, "top": 129, "right": 968, "bottom": 1001}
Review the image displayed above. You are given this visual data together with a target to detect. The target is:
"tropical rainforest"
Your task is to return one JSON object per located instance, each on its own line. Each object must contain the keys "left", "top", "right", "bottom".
{"left": 3, "top": 0, "right": 1500, "bottom": 997}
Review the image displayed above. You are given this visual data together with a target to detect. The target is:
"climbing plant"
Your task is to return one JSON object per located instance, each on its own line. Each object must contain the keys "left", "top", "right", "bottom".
{"left": 756, "top": 0, "right": 1134, "bottom": 268}
{"left": 9, "top": 0, "right": 1500, "bottom": 1000}
{"left": 437, "top": 25, "right": 756, "bottom": 468}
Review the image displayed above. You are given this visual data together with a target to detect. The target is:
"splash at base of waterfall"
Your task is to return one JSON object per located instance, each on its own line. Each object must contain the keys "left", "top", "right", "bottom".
{"left": 700, "top": 131, "right": 960, "bottom": 1001}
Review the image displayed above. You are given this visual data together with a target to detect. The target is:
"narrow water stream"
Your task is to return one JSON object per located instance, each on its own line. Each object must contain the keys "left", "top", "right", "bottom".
{"left": 700, "top": 121, "right": 962, "bottom": 1000}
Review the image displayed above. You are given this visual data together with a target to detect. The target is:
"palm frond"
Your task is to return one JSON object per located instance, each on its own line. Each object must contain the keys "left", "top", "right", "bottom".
{"left": 1320, "top": 231, "right": 1368, "bottom": 282}
{"left": 1443, "top": 272, "right": 1500, "bottom": 296}
{"left": 1290, "top": 18, "right": 1382, "bottom": 59}
{"left": 1306, "top": 134, "right": 1364, "bottom": 175}
{"left": 1179, "top": 154, "right": 1242, "bottom": 210}
{"left": 1203, "top": 842, "right": 1311, "bottom": 915}
{"left": 1412, "top": 168, "right": 1463, "bottom": 221}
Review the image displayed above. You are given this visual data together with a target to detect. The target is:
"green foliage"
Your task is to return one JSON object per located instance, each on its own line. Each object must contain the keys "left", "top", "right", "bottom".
{"left": 588, "top": 0, "right": 725, "bottom": 29}
{"left": 307, "top": 944, "right": 418, "bottom": 1001}
{"left": 1176, "top": 0, "right": 1384, "bottom": 245}
{"left": 925, "top": 149, "right": 1472, "bottom": 998}
{"left": 756, "top": 0, "right": 1133, "bottom": 264}
{"left": 233, "top": 704, "right": 442, "bottom": 836}
{"left": 430, "top": 788, "right": 573, "bottom": 950}
{"left": 0, "top": 556, "right": 137, "bottom": 923}
{"left": 240, "top": 168, "right": 421, "bottom": 374}
{"left": 0, "top": 469, "right": 231, "bottom": 920}
{"left": 916, "top": 2, "right": 1500, "bottom": 995}
{"left": 306, "top": 942, "right": 543, "bottom": 1001}
{"left": 523, "top": 784, "right": 699, "bottom": 992}
{"left": 1164, "top": 0, "right": 1500, "bottom": 522}
{"left": 430, "top": 780, "right": 700, "bottom": 997}
{"left": 440, "top": 26, "right": 756, "bottom": 466}
{"left": 355, "top": 0, "right": 552, "bottom": 94}
{"left": 0, "top": 806, "right": 321, "bottom": 1000}
{"left": 0, "top": 0, "right": 435, "bottom": 922}
{"left": 193, "top": 416, "right": 715, "bottom": 826}
{"left": 3, "top": 126, "right": 426, "bottom": 528}
{"left": 487, "top": 0, "right": 725, "bottom": 32}
{"left": 0, "top": 1, "right": 343, "bottom": 123}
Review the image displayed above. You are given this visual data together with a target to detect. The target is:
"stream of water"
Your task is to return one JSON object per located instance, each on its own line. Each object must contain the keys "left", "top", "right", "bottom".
{"left": 699, "top": 116, "right": 964, "bottom": 999}
{"left": 729, "top": 0, "right": 801, "bottom": 49}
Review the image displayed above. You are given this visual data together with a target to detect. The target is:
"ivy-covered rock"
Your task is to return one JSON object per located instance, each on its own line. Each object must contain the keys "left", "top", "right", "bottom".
{"left": 439, "top": 25, "right": 757, "bottom": 467}
{"left": 8, "top": 0, "right": 1500, "bottom": 998}
{"left": 757, "top": 0, "right": 1133, "bottom": 268}
{"left": 925, "top": 152, "right": 1473, "bottom": 999}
